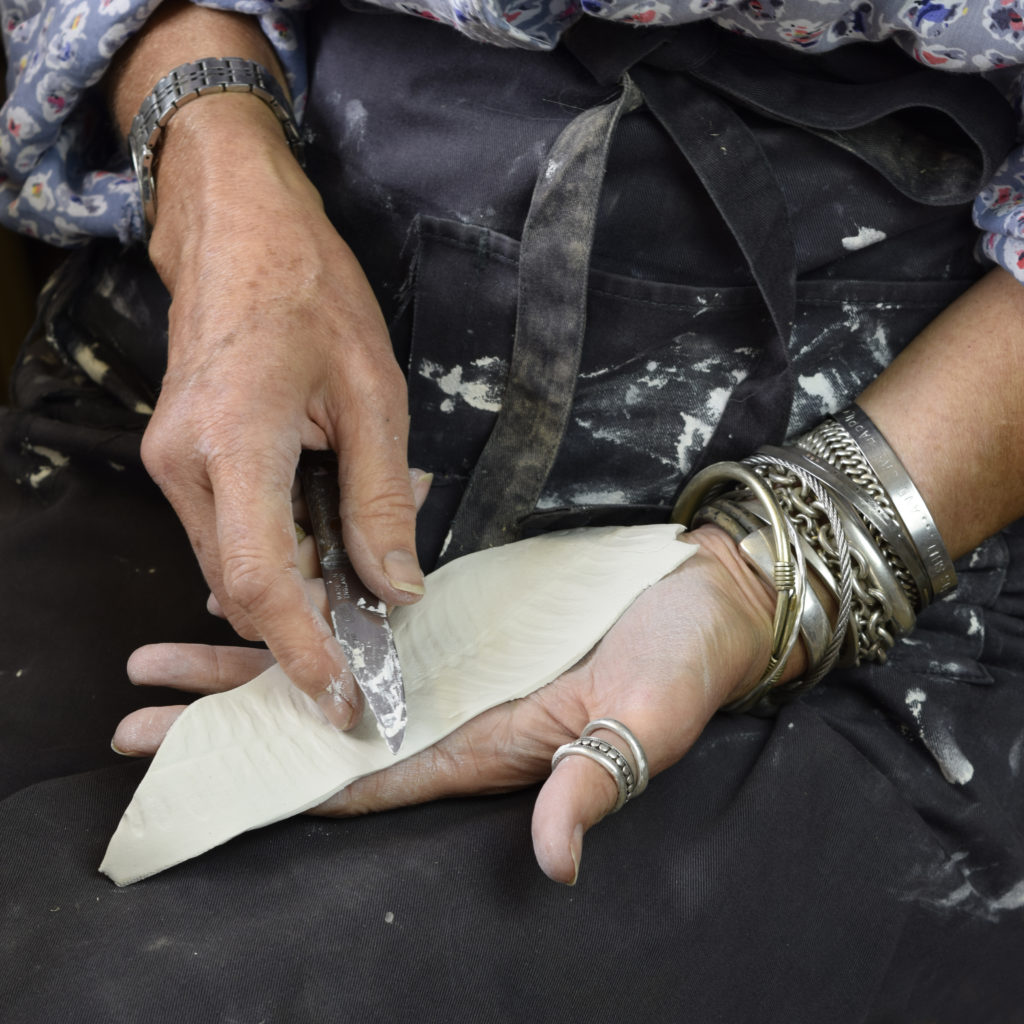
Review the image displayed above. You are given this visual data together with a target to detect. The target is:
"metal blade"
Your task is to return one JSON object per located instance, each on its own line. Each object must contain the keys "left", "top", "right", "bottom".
{"left": 299, "top": 450, "right": 407, "bottom": 753}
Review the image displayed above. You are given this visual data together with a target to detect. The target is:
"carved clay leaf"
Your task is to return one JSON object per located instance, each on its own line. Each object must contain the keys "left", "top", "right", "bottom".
{"left": 100, "top": 525, "right": 694, "bottom": 885}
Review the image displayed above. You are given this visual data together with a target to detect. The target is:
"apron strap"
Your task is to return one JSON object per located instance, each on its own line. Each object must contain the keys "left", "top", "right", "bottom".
{"left": 632, "top": 62, "right": 798, "bottom": 468}
{"left": 568, "top": 19, "right": 1015, "bottom": 205}
{"left": 439, "top": 77, "right": 643, "bottom": 563}
{"left": 648, "top": 35, "right": 1015, "bottom": 206}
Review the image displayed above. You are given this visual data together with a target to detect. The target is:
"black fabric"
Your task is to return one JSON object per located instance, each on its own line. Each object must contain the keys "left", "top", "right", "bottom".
{"left": 1, "top": 11, "right": 1023, "bottom": 1021}
{"left": 2, "top": 502, "right": 1024, "bottom": 1022}
{"left": 298, "top": 11, "right": 1015, "bottom": 558}
{"left": 441, "top": 80, "right": 643, "bottom": 560}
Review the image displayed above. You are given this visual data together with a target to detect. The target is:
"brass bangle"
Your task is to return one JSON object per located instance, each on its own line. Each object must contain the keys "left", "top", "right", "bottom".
{"left": 672, "top": 462, "right": 804, "bottom": 713}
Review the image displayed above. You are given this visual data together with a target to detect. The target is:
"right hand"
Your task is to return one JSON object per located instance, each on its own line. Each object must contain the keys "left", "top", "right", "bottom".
{"left": 140, "top": 93, "right": 425, "bottom": 727}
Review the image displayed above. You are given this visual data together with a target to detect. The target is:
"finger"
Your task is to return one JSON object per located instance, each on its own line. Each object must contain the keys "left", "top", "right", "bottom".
{"left": 531, "top": 752, "right": 620, "bottom": 884}
{"left": 111, "top": 705, "right": 188, "bottom": 757}
{"left": 127, "top": 643, "right": 276, "bottom": 693}
{"left": 314, "top": 697, "right": 555, "bottom": 816}
{"left": 207, "top": 447, "right": 363, "bottom": 729}
{"left": 331, "top": 367, "right": 425, "bottom": 606}
{"left": 210, "top": 574, "right": 329, "bottom": 621}
{"left": 140, "top": 422, "right": 263, "bottom": 642}
{"left": 295, "top": 534, "right": 320, "bottom": 580}
{"left": 531, "top": 720, "right": 653, "bottom": 885}
{"left": 207, "top": 538, "right": 316, "bottom": 619}
{"left": 206, "top": 463, "right": 432, "bottom": 617}
{"left": 294, "top": 465, "right": 428, "bottom": 528}
{"left": 408, "top": 468, "right": 434, "bottom": 513}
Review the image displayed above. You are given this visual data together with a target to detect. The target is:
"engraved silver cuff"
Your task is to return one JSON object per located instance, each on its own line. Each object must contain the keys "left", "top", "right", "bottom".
{"left": 832, "top": 405, "right": 957, "bottom": 599}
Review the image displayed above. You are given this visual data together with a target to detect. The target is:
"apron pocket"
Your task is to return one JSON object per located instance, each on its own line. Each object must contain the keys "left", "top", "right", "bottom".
{"left": 405, "top": 215, "right": 976, "bottom": 564}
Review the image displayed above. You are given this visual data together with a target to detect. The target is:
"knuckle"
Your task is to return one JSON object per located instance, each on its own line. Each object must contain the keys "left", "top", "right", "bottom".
{"left": 334, "top": 350, "right": 407, "bottom": 413}
{"left": 219, "top": 602, "right": 263, "bottom": 642}
{"left": 344, "top": 484, "right": 417, "bottom": 529}
{"left": 220, "top": 553, "right": 281, "bottom": 613}
{"left": 139, "top": 420, "right": 180, "bottom": 481}
{"left": 274, "top": 643, "right": 326, "bottom": 692}
{"left": 367, "top": 360, "right": 408, "bottom": 401}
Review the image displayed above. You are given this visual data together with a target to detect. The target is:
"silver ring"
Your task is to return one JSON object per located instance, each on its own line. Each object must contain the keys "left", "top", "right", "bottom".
{"left": 582, "top": 718, "right": 649, "bottom": 797}
{"left": 550, "top": 718, "right": 649, "bottom": 813}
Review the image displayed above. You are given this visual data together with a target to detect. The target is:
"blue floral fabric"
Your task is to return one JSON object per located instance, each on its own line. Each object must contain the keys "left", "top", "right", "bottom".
{"left": 3, "top": 0, "right": 1024, "bottom": 278}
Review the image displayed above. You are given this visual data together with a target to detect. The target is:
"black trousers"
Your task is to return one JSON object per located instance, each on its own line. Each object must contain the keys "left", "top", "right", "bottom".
{"left": 1, "top": 13, "right": 1023, "bottom": 1022}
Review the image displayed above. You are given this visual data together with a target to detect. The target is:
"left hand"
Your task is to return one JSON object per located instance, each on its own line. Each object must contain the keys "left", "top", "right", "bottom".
{"left": 115, "top": 527, "right": 784, "bottom": 884}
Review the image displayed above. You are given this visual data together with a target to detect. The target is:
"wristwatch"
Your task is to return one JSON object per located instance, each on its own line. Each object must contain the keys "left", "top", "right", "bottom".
{"left": 129, "top": 57, "right": 303, "bottom": 240}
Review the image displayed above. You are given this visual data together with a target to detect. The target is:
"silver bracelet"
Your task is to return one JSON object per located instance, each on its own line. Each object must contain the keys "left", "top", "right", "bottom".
{"left": 744, "top": 453, "right": 911, "bottom": 665}
{"left": 129, "top": 58, "right": 304, "bottom": 240}
{"left": 712, "top": 493, "right": 860, "bottom": 672}
{"left": 671, "top": 461, "right": 805, "bottom": 714}
{"left": 773, "top": 441, "right": 928, "bottom": 608}
{"left": 693, "top": 491, "right": 851, "bottom": 694}
{"left": 831, "top": 405, "right": 957, "bottom": 599}
{"left": 669, "top": 404, "right": 950, "bottom": 707}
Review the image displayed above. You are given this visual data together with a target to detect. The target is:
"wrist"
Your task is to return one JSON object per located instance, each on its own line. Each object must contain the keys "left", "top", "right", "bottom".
{"left": 130, "top": 58, "right": 302, "bottom": 252}
{"left": 147, "top": 93, "right": 313, "bottom": 286}
{"left": 686, "top": 524, "right": 800, "bottom": 701}
{"left": 687, "top": 523, "right": 837, "bottom": 704}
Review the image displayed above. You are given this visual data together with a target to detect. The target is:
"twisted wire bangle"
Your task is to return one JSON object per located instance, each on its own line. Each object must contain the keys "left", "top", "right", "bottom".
{"left": 744, "top": 454, "right": 906, "bottom": 664}
{"left": 720, "top": 494, "right": 859, "bottom": 668}
{"left": 767, "top": 442, "right": 926, "bottom": 609}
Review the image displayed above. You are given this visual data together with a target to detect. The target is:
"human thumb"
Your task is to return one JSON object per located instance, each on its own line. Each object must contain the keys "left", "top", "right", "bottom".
{"left": 531, "top": 742, "right": 628, "bottom": 885}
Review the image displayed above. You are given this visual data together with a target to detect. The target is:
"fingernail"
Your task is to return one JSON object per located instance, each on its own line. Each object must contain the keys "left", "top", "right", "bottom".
{"left": 568, "top": 823, "right": 583, "bottom": 886}
{"left": 111, "top": 739, "right": 142, "bottom": 757}
{"left": 384, "top": 548, "right": 425, "bottom": 597}
{"left": 295, "top": 534, "right": 320, "bottom": 579}
{"left": 316, "top": 675, "right": 356, "bottom": 731}
{"left": 408, "top": 469, "right": 434, "bottom": 512}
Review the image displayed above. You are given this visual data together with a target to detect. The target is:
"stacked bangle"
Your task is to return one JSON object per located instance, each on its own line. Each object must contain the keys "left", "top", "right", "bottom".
{"left": 672, "top": 462, "right": 805, "bottom": 713}
{"left": 797, "top": 406, "right": 956, "bottom": 602}
{"left": 671, "top": 403, "right": 956, "bottom": 712}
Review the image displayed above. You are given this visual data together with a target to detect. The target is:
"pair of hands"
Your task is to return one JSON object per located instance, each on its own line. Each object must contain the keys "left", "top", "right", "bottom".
{"left": 127, "top": 94, "right": 780, "bottom": 882}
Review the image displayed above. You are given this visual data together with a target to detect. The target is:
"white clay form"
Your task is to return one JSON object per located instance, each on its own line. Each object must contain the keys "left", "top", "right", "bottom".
{"left": 100, "top": 524, "right": 695, "bottom": 885}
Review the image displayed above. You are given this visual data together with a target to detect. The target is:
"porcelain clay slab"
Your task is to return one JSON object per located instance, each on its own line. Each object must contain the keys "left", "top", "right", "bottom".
{"left": 101, "top": 524, "right": 695, "bottom": 885}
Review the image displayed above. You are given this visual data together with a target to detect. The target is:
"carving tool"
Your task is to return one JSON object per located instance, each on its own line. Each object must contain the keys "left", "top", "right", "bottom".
{"left": 298, "top": 449, "right": 407, "bottom": 753}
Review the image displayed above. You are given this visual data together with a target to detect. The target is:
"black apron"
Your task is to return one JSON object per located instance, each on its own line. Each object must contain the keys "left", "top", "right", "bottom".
{"left": 2, "top": 13, "right": 1023, "bottom": 1022}
{"left": 303, "top": 12, "right": 1013, "bottom": 564}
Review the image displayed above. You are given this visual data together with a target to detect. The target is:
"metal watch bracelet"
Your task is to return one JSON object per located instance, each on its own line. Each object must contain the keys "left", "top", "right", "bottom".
{"left": 129, "top": 57, "right": 304, "bottom": 240}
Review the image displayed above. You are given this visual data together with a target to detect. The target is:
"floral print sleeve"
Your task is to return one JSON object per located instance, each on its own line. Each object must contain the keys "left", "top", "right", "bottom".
{"left": 3, "top": 0, "right": 1024, "bottom": 283}
{"left": 0, "top": 0, "right": 307, "bottom": 244}
{"left": 974, "top": 65, "right": 1024, "bottom": 279}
